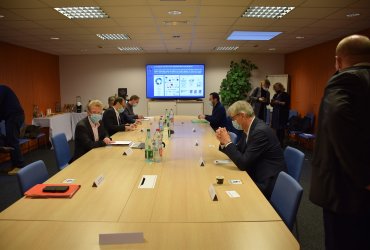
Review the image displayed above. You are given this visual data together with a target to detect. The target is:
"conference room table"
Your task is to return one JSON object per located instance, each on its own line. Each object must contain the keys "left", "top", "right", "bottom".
{"left": 0, "top": 116, "right": 299, "bottom": 250}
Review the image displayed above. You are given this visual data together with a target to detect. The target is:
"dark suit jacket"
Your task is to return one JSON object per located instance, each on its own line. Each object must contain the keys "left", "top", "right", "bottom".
{"left": 220, "top": 118, "right": 287, "bottom": 198}
{"left": 71, "top": 117, "right": 108, "bottom": 162}
{"left": 249, "top": 87, "right": 270, "bottom": 121}
{"left": 205, "top": 102, "right": 228, "bottom": 131}
{"left": 123, "top": 102, "right": 138, "bottom": 119}
{"left": 120, "top": 111, "right": 135, "bottom": 124}
{"left": 310, "top": 65, "right": 370, "bottom": 215}
{"left": 102, "top": 107, "right": 126, "bottom": 136}
{"left": 0, "top": 85, "right": 24, "bottom": 120}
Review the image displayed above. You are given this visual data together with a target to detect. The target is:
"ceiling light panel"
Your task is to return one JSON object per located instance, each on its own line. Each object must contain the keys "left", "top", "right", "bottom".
{"left": 243, "top": 6, "right": 295, "bottom": 19}
{"left": 97, "top": 34, "right": 131, "bottom": 40}
{"left": 117, "top": 46, "right": 143, "bottom": 51}
{"left": 54, "top": 7, "right": 109, "bottom": 19}
{"left": 227, "top": 31, "right": 282, "bottom": 41}
{"left": 214, "top": 46, "right": 239, "bottom": 51}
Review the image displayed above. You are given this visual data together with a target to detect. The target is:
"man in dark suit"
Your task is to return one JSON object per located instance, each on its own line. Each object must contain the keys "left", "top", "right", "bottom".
{"left": 71, "top": 100, "right": 111, "bottom": 162}
{"left": 310, "top": 34, "right": 370, "bottom": 250}
{"left": 215, "top": 100, "right": 286, "bottom": 199}
{"left": 198, "top": 92, "right": 228, "bottom": 131}
{"left": 0, "top": 85, "right": 25, "bottom": 174}
{"left": 124, "top": 95, "right": 144, "bottom": 120}
{"left": 102, "top": 97, "right": 134, "bottom": 136}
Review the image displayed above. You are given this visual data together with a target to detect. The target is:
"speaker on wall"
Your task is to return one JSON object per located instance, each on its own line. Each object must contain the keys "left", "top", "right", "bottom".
{"left": 118, "top": 88, "right": 128, "bottom": 99}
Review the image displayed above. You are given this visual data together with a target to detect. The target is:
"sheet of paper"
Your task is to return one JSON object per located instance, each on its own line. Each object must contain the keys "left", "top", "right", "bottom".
{"left": 110, "top": 141, "right": 132, "bottom": 145}
{"left": 229, "top": 179, "right": 242, "bottom": 184}
{"left": 226, "top": 190, "right": 240, "bottom": 198}
{"left": 138, "top": 175, "right": 157, "bottom": 189}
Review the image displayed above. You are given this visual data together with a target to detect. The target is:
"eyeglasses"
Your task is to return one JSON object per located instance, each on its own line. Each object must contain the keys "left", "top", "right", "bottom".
{"left": 231, "top": 113, "right": 240, "bottom": 121}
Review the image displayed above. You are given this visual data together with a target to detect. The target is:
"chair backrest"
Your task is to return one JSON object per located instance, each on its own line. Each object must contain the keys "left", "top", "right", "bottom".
{"left": 289, "top": 109, "right": 298, "bottom": 119}
{"left": 270, "top": 171, "right": 303, "bottom": 230}
{"left": 51, "top": 133, "right": 71, "bottom": 170}
{"left": 229, "top": 132, "right": 238, "bottom": 144}
{"left": 17, "top": 160, "right": 49, "bottom": 194}
{"left": 284, "top": 146, "right": 305, "bottom": 182}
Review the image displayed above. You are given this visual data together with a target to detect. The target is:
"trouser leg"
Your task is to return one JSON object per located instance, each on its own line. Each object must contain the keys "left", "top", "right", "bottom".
{"left": 5, "top": 114, "right": 25, "bottom": 167}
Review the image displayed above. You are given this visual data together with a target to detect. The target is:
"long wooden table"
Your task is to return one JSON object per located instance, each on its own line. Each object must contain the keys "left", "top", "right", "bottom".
{"left": 0, "top": 116, "right": 299, "bottom": 249}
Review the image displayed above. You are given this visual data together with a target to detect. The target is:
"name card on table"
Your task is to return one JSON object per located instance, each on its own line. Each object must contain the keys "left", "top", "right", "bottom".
{"left": 123, "top": 147, "right": 133, "bottom": 156}
{"left": 138, "top": 175, "right": 157, "bottom": 189}
{"left": 195, "top": 140, "right": 199, "bottom": 146}
{"left": 99, "top": 232, "right": 144, "bottom": 245}
{"left": 199, "top": 157, "right": 205, "bottom": 167}
{"left": 208, "top": 184, "right": 218, "bottom": 201}
{"left": 92, "top": 175, "right": 104, "bottom": 187}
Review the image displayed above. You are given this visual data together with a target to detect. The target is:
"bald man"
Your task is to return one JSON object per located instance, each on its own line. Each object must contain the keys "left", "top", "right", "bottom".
{"left": 310, "top": 35, "right": 370, "bottom": 250}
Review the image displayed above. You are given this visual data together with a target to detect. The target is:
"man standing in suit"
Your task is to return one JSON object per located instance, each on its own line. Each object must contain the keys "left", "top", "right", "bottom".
{"left": 102, "top": 97, "right": 134, "bottom": 136}
{"left": 0, "top": 85, "right": 25, "bottom": 174}
{"left": 198, "top": 92, "right": 228, "bottom": 131}
{"left": 71, "top": 100, "right": 111, "bottom": 162}
{"left": 310, "top": 34, "right": 370, "bottom": 250}
{"left": 215, "top": 100, "right": 286, "bottom": 198}
{"left": 124, "top": 95, "right": 144, "bottom": 120}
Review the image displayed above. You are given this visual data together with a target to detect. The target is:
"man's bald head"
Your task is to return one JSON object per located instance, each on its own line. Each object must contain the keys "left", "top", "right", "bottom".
{"left": 335, "top": 34, "right": 370, "bottom": 71}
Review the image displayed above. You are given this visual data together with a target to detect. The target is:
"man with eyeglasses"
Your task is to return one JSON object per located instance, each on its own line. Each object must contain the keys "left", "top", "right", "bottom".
{"left": 215, "top": 100, "right": 286, "bottom": 198}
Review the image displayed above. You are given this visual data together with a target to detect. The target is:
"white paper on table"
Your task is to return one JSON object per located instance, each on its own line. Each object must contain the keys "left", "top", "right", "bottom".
{"left": 214, "top": 159, "right": 232, "bottom": 165}
{"left": 138, "top": 175, "right": 157, "bottom": 189}
{"left": 226, "top": 190, "right": 240, "bottom": 198}
{"left": 229, "top": 179, "right": 242, "bottom": 185}
{"left": 110, "top": 141, "right": 132, "bottom": 145}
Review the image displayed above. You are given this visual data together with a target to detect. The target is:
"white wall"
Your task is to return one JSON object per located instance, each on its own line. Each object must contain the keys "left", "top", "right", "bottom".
{"left": 59, "top": 53, "right": 284, "bottom": 116}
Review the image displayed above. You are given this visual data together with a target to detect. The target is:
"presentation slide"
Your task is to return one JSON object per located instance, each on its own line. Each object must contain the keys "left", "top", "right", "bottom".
{"left": 146, "top": 64, "right": 205, "bottom": 99}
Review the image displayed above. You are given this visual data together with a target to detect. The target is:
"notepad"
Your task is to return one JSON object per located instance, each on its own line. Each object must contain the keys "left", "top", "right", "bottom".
{"left": 191, "top": 119, "right": 209, "bottom": 124}
{"left": 110, "top": 141, "right": 132, "bottom": 146}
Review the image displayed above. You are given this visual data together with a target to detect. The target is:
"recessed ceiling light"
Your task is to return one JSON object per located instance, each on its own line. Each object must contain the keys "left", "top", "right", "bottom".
{"left": 0, "top": 15, "right": 5, "bottom": 18}
{"left": 54, "top": 7, "right": 109, "bottom": 19}
{"left": 97, "top": 34, "right": 130, "bottom": 40}
{"left": 117, "top": 47, "right": 143, "bottom": 52}
{"left": 163, "top": 20, "right": 189, "bottom": 25}
{"left": 50, "top": 37, "right": 60, "bottom": 40}
{"left": 242, "top": 6, "right": 295, "bottom": 19}
{"left": 227, "top": 31, "right": 281, "bottom": 41}
{"left": 346, "top": 13, "right": 360, "bottom": 18}
{"left": 214, "top": 46, "right": 239, "bottom": 51}
{"left": 268, "top": 48, "right": 276, "bottom": 51}
{"left": 296, "top": 36, "right": 305, "bottom": 39}
{"left": 168, "top": 10, "right": 182, "bottom": 15}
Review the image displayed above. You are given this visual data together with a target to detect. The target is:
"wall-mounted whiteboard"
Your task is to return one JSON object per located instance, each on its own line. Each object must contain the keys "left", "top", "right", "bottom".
{"left": 266, "top": 74, "right": 289, "bottom": 93}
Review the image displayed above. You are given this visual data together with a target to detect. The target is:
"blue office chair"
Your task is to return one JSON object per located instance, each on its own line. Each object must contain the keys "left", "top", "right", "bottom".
{"left": 229, "top": 132, "right": 238, "bottom": 144}
{"left": 17, "top": 160, "right": 49, "bottom": 194}
{"left": 270, "top": 171, "right": 303, "bottom": 231}
{"left": 284, "top": 146, "right": 305, "bottom": 182}
{"left": 51, "top": 133, "right": 71, "bottom": 170}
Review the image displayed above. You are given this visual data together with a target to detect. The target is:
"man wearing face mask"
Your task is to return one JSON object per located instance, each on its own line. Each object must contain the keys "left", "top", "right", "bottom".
{"left": 215, "top": 100, "right": 286, "bottom": 198}
{"left": 71, "top": 100, "right": 111, "bottom": 162}
{"left": 102, "top": 97, "right": 135, "bottom": 136}
{"left": 198, "top": 92, "right": 228, "bottom": 131}
{"left": 124, "top": 95, "right": 144, "bottom": 120}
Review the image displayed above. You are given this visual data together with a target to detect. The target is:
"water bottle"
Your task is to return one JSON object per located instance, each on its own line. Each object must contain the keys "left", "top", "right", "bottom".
{"left": 145, "top": 129, "right": 153, "bottom": 162}
{"left": 159, "top": 116, "right": 164, "bottom": 131}
{"left": 152, "top": 129, "right": 162, "bottom": 163}
{"left": 169, "top": 109, "right": 174, "bottom": 134}
{"left": 165, "top": 109, "right": 169, "bottom": 124}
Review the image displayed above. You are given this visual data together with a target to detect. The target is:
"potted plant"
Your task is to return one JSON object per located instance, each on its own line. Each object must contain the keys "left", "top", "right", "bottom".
{"left": 219, "top": 59, "right": 258, "bottom": 107}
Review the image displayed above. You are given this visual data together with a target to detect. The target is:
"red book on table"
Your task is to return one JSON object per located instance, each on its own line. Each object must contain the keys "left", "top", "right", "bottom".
{"left": 24, "top": 184, "right": 81, "bottom": 198}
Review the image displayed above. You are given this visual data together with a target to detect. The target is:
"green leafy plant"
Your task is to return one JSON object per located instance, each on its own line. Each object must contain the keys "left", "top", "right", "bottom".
{"left": 219, "top": 59, "right": 258, "bottom": 107}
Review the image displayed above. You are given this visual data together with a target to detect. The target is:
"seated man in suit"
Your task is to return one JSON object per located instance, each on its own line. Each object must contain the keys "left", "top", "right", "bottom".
{"left": 71, "top": 100, "right": 111, "bottom": 162}
{"left": 119, "top": 97, "right": 137, "bottom": 125}
{"left": 198, "top": 92, "right": 228, "bottom": 131}
{"left": 124, "top": 95, "right": 144, "bottom": 120}
{"left": 215, "top": 100, "right": 287, "bottom": 198}
{"left": 103, "top": 97, "right": 134, "bottom": 136}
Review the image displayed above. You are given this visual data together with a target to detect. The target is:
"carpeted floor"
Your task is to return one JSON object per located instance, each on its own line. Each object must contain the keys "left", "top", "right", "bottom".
{"left": 0, "top": 141, "right": 324, "bottom": 250}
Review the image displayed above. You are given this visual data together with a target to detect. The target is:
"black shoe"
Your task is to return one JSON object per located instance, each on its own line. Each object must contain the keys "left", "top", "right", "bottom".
{"left": 0, "top": 146, "right": 15, "bottom": 153}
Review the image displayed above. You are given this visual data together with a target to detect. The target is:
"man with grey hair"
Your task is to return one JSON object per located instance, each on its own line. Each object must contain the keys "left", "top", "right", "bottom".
{"left": 71, "top": 100, "right": 111, "bottom": 162}
{"left": 310, "top": 34, "right": 370, "bottom": 250}
{"left": 215, "top": 100, "right": 286, "bottom": 198}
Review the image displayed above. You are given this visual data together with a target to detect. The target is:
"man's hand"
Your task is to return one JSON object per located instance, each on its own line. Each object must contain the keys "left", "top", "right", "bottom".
{"left": 215, "top": 127, "right": 231, "bottom": 145}
{"left": 198, "top": 114, "right": 205, "bottom": 119}
{"left": 103, "top": 137, "right": 111, "bottom": 144}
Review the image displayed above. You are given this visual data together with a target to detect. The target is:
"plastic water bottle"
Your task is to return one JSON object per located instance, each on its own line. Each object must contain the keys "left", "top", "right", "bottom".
{"left": 159, "top": 116, "right": 164, "bottom": 131}
{"left": 152, "top": 129, "right": 162, "bottom": 163}
{"left": 165, "top": 109, "right": 169, "bottom": 124}
{"left": 145, "top": 129, "right": 153, "bottom": 162}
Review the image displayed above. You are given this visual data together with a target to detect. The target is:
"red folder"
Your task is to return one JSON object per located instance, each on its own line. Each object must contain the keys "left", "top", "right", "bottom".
{"left": 24, "top": 184, "right": 81, "bottom": 198}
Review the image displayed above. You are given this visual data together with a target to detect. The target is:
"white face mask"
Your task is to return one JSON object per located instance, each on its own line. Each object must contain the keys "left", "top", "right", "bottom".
{"left": 232, "top": 120, "right": 242, "bottom": 130}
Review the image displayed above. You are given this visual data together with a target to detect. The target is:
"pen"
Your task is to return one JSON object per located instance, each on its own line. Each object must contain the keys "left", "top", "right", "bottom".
{"left": 140, "top": 178, "right": 146, "bottom": 186}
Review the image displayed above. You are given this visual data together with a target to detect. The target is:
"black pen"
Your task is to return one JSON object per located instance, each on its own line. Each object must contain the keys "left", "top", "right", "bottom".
{"left": 140, "top": 178, "right": 146, "bottom": 186}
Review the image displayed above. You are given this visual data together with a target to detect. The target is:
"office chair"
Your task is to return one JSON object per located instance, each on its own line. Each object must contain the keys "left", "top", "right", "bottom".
{"left": 270, "top": 171, "right": 303, "bottom": 231}
{"left": 298, "top": 112, "right": 315, "bottom": 149}
{"left": 284, "top": 146, "right": 305, "bottom": 182}
{"left": 17, "top": 160, "right": 49, "bottom": 194}
{"left": 51, "top": 133, "right": 71, "bottom": 170}
{"left": 228, "top": 132, "right": 238, "bottom": 144}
